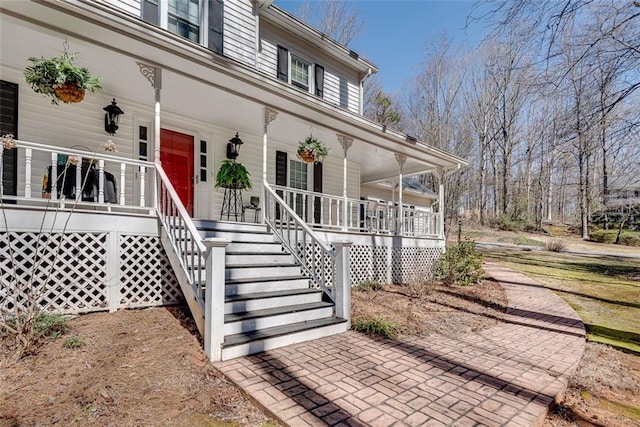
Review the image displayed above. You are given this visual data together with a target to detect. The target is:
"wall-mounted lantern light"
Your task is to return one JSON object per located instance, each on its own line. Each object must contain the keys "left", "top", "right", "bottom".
{"left": 226, "top": 132, "right": 243, "bottom": 160}
{"left": 103, "top": 98, "right": 124, "bottom": 135}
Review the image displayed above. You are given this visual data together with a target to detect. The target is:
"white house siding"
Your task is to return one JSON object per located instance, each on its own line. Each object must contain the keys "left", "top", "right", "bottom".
{"left": 361, "top": 183, "right": 435, "bottom": 209}
{"left": 258, "top": 21, "right": 361, "bottom": 114}
{"left": 223, "top": 0, "right": 257, "bottom": 66}
{"left": 103, "top": 0, "right": 141, "bottom": 17}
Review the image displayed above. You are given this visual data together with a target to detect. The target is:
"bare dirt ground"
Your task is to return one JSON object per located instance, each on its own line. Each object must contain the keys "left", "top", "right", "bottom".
{"left": 2, "top": 255, "right": 638, "bottom": 426}
{"left": 0, "top": 306, "right": 276, "bottom": 427}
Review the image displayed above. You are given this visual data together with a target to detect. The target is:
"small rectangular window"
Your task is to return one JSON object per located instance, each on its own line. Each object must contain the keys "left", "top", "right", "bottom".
{"left": 199, "top": 140, "right": 207, "bottom": 182}
{"left": 291, "top": 56, "right": 310, "bottom": 91}
{"left": 139, "top": 126, "right": 149, "bottom": 161}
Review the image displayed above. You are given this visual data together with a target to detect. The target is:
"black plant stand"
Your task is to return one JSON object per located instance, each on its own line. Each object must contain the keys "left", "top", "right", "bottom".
{"left": 220, "top": 185, "right": 245, "bottom": 221}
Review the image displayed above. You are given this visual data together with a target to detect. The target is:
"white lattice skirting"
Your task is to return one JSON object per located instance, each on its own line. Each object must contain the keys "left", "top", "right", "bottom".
{"left": 349, "top": 245, "right": 444, "bottom": 285}
{"left": 296, "top": 240, "right": 444, "bottom": 287}
{"left": 1, "top": 231, "right": 182, "bottom": 315}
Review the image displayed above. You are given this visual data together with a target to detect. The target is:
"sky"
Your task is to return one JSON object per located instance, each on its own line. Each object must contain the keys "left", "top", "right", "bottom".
{"left": 275, "top": 1, "right": 492, "bottom": 94}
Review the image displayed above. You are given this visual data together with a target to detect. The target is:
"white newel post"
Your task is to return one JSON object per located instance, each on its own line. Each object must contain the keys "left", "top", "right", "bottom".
{"left": 202, "top": 237, "right": 229, "bottom": 362}
{"left": 337, "top": 135, "right": 353, "bottom": 231}
{"left": 332, "top": 240, "right": 352, "bottom": 328}
{"left": 262, "top": 107, "right": 278, "bottom": 223}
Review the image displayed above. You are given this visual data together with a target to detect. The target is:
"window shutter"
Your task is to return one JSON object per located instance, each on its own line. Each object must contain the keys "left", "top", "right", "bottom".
{"left": 275, "top": 150, "right": 288, "bottom": 220}
{"left": 313, "top": 161, "right": 323, "bottom": 223}
{"left": 141, "top": 0, "right": 159, "bottom": 25}
{"left": 277, "top": 46, "right": 289, "bottom": 82}
{"left": 275, "top": 150, "right": 287, "bottom": 186}
{"left": 314, "top": 64, "right": 325, "bottom": 98}
{"left": 0, "top": 80, "right": 18, "bottom": 199}
{"left": 208, "top": 0, "right": 224, "bottom": 54}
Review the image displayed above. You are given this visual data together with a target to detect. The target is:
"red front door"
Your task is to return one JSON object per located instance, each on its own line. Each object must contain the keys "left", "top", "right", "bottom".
{"left": 161, "top": 129, "right": 194, "bottom": 215}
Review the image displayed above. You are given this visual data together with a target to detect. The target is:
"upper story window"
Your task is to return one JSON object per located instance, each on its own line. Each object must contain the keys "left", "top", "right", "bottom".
{"left": 142, "top": 0, "right": 223, "bottom": 54}
{"left": 277, "top": 45, "right": 324, "bottom": 98}
{"left": 290, "top": 56, "right": 310, "bottom": 91}
{"left": 168, "top": 0, "right": 200, "bottom": 42}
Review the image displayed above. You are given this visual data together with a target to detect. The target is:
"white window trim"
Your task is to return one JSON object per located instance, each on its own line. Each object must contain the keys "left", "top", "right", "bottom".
{"left": 288, "top": 51, "right": 315, "bottom": 95}
{"left": 159, "top": 0, "right": 207, "bottom": 45}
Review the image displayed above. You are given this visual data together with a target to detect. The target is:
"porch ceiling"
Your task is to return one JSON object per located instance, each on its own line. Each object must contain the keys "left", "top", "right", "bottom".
{"left": 1, "top": 0, "right": 467, "bottom": 184}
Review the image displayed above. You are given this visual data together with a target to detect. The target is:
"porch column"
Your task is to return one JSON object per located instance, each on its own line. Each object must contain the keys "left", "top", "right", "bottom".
{"left": 438, "top": 168, "right": 445, "bottom": 239}
{"left": 395, "top": 154, "right": 406, "bottom": 235}
{"left": 262, "top": 107, "right": 278, "bottom": 222}
{"left": 337, "top": 134, "right": 353, "bottom": 231}
{"left": 138, "top": 63, "right": 163, "bottom": 163}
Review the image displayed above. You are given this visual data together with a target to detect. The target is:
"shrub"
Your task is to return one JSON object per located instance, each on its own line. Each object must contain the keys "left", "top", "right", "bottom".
{"left": 63, "top": 336, "right": 86, "bottom": 349}
{"left": 352, "top": 315, "right": 400, "bottom": 338}
{"left": 435, "top": 240, "right": 484, "bottom": 286}
{"left": 545, "top": 238, "right": 566, "bottom": 252}
{"left": 26, "top": 313, "right": 69, "bottom": 339}
{"left": 405, "top": 278, "right": 437, "bottom": 299}
{"left": 353, "top": 280, "right": 384, "bottom": 292}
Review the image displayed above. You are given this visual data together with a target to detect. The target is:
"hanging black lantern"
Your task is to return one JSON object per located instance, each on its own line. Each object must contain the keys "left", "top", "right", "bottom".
{"left": 226, "top": 132, "right": 243, "bottom": 160}
{"left": 103, "top": 98, "right": 124, "bottom": 135}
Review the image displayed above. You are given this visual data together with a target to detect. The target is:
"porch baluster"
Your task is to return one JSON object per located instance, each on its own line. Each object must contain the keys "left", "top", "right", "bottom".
{"left": 50, "top": 153, "right": 58, "bottom": 201}
{"left": 98, "top": 160, "right": 105, "bottom": 204}
{"left": 24, "top": 148, "right": 32, "bottom": 198}
{"left": 75, "top": 157, "right": 82, "bottom": 201}
{"left": 139, "top": 166, "right": 146, "bottom": 207}
{"left": 120, "top": 163, "right": 126, "bottom": 205}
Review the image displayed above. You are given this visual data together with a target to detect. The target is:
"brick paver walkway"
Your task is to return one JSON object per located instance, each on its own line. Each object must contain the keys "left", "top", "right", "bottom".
{"left": 215, "top": 262, "right": 586, "bottom": 426}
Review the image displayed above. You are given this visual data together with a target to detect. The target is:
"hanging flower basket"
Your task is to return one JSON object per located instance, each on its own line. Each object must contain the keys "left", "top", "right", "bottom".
{"left": 296, "top": 136, "right": 329, "bottom": 164}
{"left": 24, "top": 51, "right": 102, "bottom": 105}
{"left": 54, "top": 83, "right": 86, "bottom": 103}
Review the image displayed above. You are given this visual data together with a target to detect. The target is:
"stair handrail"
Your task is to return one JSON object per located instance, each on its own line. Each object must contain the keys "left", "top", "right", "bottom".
{"left": 154, "top": 162, "right": 207, "bottom": 300}
{"left": 263, "top": 181, "right": 337, "bottom": 302}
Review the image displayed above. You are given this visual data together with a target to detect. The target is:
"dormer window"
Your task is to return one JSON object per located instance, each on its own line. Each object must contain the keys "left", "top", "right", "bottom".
{"left": 277, "top": 45, "right": 324, "bottom": 98}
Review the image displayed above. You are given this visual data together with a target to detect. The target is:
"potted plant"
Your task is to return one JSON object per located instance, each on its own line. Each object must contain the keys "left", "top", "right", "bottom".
{"left": 215, "top": 160, "right": 252, "bottom": 190}
{"left": 24, "top": 52, "right": 102, "bottom": 105}
{"left": 297, "top": 136, "right": 329, "bottom": 164}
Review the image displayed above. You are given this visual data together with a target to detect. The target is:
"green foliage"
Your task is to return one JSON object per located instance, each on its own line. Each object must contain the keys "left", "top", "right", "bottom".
{"left": 215, "top": 160, "right": 252, "bottom": 190}
{"left": 63, "top": 336, "right": 86, "bottom": 349}
{"left": 435, "top": 240, "right": 484, "bottom": 286}
{"left": 590, "top": 229, "right": 640, "bottom": 247}
{"left": 296, "top": 136, "right": 329, "bottom": 163}
{"left": 352, "top": 315, "right": 400, "bottom": 338}
{"left": 514, "top": 236, "right": 544, "bottom": 246}
{"left": 32, "top": 313, "right": 69, "bottom": 339}
{"left": 371, "top": 91, "right": 401, "bottom": 127}
{"left": 491, "top": 215, "right": 536, "bottom": 232}
{"left": 24, "top": 52, "right": 102, "bottom": 104}
{"left": 353, "top": 280, "right": 384, "bottom": 292}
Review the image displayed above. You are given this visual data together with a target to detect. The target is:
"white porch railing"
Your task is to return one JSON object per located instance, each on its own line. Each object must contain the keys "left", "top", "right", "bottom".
{"left": 154, "top": 163, "right": 227, "bottom": 361}
{"left": 264, "top": 183, "right": 337, "bottom": 301}
{"left": 271, "top": 184, "right": 441, "bottom": 238}
{"left": 0, "top": 139, "right": 154, "bottom": 214}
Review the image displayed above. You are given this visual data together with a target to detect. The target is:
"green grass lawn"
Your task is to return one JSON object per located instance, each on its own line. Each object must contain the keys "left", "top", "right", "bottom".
{"left": 484, "top": 249, "right": 640, "bottom": 353}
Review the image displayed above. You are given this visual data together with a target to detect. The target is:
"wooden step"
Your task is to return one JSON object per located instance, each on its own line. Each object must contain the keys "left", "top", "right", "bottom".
{"left": 223, "top": 301, "right": 334, "bottom": 335}
{"left": 224, "top": 288, "right": 322, "bottom": 314}
{"left": 221, "top": 317, "right": 348, "bottom": 360}
{"left": 225, "top": 264, "right": 301, "bottom": 280}
{"left": 225, "top": 276, "right": 310, "bottom": 296}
